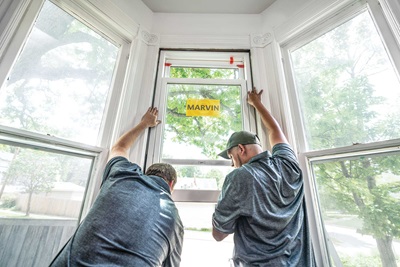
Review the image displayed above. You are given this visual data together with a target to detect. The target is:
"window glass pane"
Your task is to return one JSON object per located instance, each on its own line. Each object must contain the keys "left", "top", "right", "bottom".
{"left": 0, "top": 143, "right": 93, "bottom": 265}
{"left": 313, "top": 152, "right": 400, "bottom": 266}
{"left": 0, "top": 144, "right": 92, "bottom": 219}
{"left": 170, "top": 67, "right": 239, "bottom": 79}
{"left": 0, "top": 1, "right": 119, "bottom": 145}
{"left": 173, "top": 165, "right": 232, "bottom": 190}
{"left": 176, "top": 202, "right": 234, "bottom": 266}
{"left": 163, "top": 84, "right": 242, "bottom": 160}
{"left": 291, "top": 11, "right": 400, "bottom": 150}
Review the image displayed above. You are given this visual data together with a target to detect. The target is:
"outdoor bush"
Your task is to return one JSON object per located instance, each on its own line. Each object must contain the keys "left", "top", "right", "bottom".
{"left": 0, "top": 195, "right": 16, "bottom": 209}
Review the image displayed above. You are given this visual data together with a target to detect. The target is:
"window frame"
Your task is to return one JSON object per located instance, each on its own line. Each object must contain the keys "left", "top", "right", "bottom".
{"left": 303, "top": 138, "right": 400, "bottom": 266}
{"left": 0, "top": 124, "right": 107, "bottom": 220}
{"left": 146, "top": 50, "right": 256, "bottom": 201}
{"left": 279, "top": 0, "right": 400, "bottom": 265}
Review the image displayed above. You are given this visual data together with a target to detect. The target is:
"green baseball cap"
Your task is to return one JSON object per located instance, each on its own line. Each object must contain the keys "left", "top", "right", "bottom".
{"left": 218, "top": 131, "right": 261, "bottom": 159}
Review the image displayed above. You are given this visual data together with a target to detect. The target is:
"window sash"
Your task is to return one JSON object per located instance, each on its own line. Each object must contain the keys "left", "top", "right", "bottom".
{"left": 147, "top": 50, "right": 255, "bottom": 168}
{"left": 0, "top": 124, "right": 106, "bottom": 221}
{"left": 153, "top": 79, "right": 249, "bottom": 164}
{"left": 305, "top": 140, "right": 400, "bottom": 266}
{"left": 0, "top": 125, "right": 104, "bottom": 157}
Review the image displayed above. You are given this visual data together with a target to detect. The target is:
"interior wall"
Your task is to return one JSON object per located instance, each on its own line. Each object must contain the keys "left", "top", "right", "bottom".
{"left": 149, "top": 0, "right": 315, "bottom": 38}
{"left": 260, "top": 0, "right": 312, "bottom": 32}
{"left": 152, "top": 13, "right": 263, "bottom": 36}
{"left": 112, "top": 0, "right": 154, "bottom": 31}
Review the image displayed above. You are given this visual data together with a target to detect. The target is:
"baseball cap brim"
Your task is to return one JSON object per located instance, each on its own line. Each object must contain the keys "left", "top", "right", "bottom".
{"left": 218, "top": 149, "right": 230, "bottom": 159}
{"left": 218, "top": 131, "right": 261, "bottom": 160}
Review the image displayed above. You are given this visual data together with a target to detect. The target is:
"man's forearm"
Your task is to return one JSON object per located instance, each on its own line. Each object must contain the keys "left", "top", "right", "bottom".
{"left": 108, "top": 107, "right": 161, "bottom": 161}
{"left": 252, "top": 101, "right": 288, "bottom": 146}
{"left": 252, "top": 101, "right": 280, "bottom": 133}
{"left": 108, "top": 121, "right": 148, "bottom": 160}
{"left": 212, "top": 227, "right": 229, "bottom": 241}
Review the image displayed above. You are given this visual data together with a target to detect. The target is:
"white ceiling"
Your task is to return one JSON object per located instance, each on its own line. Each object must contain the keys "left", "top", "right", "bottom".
{"left": 141, "top": 0, "right": 277, "bottom": 14}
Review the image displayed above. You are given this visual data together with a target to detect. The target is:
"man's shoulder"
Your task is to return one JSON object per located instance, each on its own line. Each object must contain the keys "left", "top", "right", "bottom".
{"left": 271, "top": 143, "right": 297, "bottom": 161}
{"left": 102, "top": 156, "right": 143, "bottom": 185}
{"left": 107, "top": 156, "right": 129, "bottom": 165}
{"left": 107, "top": 156, "right": 141, "bottom": 171}
{"left": 224, "top": 166, "right": 254, "bottom": 187}
{"left": 228, "top": 166, "right": 252, "bottom": 178}
{"left": 272, "top": 142, "right": 293, "bottom": 152}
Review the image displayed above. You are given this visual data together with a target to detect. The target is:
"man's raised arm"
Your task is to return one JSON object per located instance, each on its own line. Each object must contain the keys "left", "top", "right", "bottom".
{"left": 247, "top": 88, "right": 288, "bottom": 147}
{"left": 108, "top": 107, "right": 161, "bottom": 161}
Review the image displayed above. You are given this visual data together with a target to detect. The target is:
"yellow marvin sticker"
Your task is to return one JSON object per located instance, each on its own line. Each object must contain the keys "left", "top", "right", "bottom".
{"left": 186, "top": 99, "right": 220, "bottom": 117}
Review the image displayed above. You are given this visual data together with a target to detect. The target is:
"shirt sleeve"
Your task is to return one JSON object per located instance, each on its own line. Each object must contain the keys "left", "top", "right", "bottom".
{"left": 272, "top": 143, "right": 303, "bottom": 185}
{"left": 101, "top": 156, "right": 142, "bottom": 186}
{"left": 162, "top": 227, "right": 184, "bottom": 267}
{"left": 212, "top": 168, "right": 253, "bottom": 233}
{"left": 272, "top": 143, "right": 298, "bottom": 162}
{"left": 162, "top": 242, "right": 182, "bottom": 267}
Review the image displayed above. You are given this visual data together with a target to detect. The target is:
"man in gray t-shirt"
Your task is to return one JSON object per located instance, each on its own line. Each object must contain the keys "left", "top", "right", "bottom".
{"left": 50, "top": 107, "right": 184, "bottom": 267}
{"left": 212, "top": 88, "right": 314, "bottom": 267}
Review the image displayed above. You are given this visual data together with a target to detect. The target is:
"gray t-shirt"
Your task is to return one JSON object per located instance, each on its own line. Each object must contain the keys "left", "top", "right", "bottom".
{"left": 50, "top": 156, "right": 184, "bottom": 267}
{"left": 212, "top": 143, "right": 314, "bottom": 267}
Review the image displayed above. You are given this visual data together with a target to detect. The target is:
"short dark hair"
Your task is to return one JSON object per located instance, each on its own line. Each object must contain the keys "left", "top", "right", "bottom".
{"left": 145, "top": 163, "right": 177, "bottom": 188}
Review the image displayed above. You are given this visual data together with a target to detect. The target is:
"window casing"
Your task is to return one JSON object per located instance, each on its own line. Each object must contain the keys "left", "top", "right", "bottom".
{"left": 147, "top": 50, "right": 256, "bottom": 201}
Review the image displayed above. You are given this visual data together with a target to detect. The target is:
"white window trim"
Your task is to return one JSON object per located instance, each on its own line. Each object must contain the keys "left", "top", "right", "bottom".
{"left": 379, "top": 0, "right": 400, "bottom": 48}
{"left": 0, "top": 0, "right": 43, "bottom": 85}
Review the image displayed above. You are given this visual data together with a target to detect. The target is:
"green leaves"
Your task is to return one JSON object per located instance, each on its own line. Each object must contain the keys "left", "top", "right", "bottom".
{"left": 164, "top": 69, "right": 242, "bottom": 159}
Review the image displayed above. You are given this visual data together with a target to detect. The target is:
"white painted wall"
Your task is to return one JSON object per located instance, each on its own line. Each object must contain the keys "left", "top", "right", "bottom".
{"left": 112, "top": 0, "right": 154, "bottom": 31}
{"left": 260, "top": 0, "right": 312, "bottom": 31}
{"left": 152, "top": 13, "right": 263, "bottom": 36}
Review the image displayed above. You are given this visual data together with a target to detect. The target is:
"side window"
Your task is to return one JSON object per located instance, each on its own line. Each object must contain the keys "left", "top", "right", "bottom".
{"left": 148, "top": 50, "right": 255, "bottom": 200}
{"left": 0, "top": 1, "right": 119, "bottom": 145}
{"left": 285, "top": 4, "right": 400, "bottom": 267}
{"left": 0, "top": 1, "right": 125, "bottom": 266}
{"left": 291, "top": 11, "right": 400, "bottom": 151}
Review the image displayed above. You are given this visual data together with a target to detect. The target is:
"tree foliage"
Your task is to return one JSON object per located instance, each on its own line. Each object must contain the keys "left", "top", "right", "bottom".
{"left": 165, "top": 67, "right": 242, "bottom": 159}
{"left": 292, "top": 12, "right": 400, "bottom": 266}
{"left": 1, "top": 1, "right": 118, "bottom": 142}
{"left": 6, "top": 149, "right": 59, "bottom": 215}
{"left": 0, "top": 1, "right": 106, "bottom": 211}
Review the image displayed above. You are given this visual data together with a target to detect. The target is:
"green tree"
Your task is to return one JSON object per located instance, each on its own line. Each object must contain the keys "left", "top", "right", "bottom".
{"left": 292, "top": 12, "right": 400, "bottom": 266}
{"left": 176, "top": 166, "right": 201, "bottom": 178}
{"left": 1, "top": 1, "right": 117, "bottom": 140}
{"left": 0, "top": 1, "right": 115, "bottom": 201}
{"left": 0, "top": 146, "right": 20, "bottom": 200}
{"left": 6, "top": 149, "right": 59, "bottom": 216}
{"left": 205, "top": 169, "right": 225, "bottom": 189}
{"left": 165, "top": 67, "right": 242, "bottom": 159}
